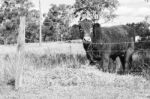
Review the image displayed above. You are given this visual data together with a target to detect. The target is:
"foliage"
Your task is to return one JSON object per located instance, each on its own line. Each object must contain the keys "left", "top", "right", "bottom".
{"left": 126, "top": 22, "right": 150, "bottom": 49}
{"left": 69, "top": 24, "right": 80, "bottom": 40}
{"left": 127, "top": 22, "right": 150, "bottom": 36}
{"left": 42, "top": 4, "right": 72, "bottom": 41}
{"left": 0, "top": 0, "right": 39, "bottom": 44}
{"left": 0, "top": 0, "right": 120, "bottom": 44}
{"left": 26, "top": 10, "right": 40, "bottom": 43}
{"left": 73, "top": 0, "right": 119, "bottom": 23}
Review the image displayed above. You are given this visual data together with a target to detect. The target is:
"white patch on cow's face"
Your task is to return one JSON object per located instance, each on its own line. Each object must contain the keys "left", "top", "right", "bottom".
{"left": 135, "top": 36, "right": 141, "bottom": 42}
{"left": 83, "top": 36, "right": 91, "bottom": 42}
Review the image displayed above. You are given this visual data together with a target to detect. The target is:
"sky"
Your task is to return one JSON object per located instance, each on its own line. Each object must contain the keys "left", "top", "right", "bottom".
{"left": 31, "top": 0, "right": 150, "bottom": 26}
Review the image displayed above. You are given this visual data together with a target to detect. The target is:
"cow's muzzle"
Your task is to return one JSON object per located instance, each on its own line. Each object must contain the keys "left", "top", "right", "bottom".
{"left": 83, "top": 36, "right": 91, "bottom": 43}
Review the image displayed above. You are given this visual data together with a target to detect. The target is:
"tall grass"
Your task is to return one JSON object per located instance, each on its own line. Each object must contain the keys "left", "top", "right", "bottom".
{"left": 0, "top": 42, "right": 86, "bottom": 86}
{"left": 0, "top": 50, "right": 87, "bottom": 86}
{"left": 0, "top": 53, "right": 27, "bottom": 86}
{"left": 25, "top": 52, "right": 88, "bottom": 69}
{"left": 1, "top": 48, "right": 150, "bottom": 86}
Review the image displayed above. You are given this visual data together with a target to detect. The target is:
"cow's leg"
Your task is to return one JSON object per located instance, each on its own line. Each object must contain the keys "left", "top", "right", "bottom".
{"left": 86, "top": 51, "right": 96, "bottom": 65}
{"left": 102, "top": 53, "right": 110, "bottom": 72}
{"left": 124, "top": 48, "right": 134, "bottom": 73}
{"left": 115, "top": 57, "right": 122, "bottom": 74}
{"left": 83, "top": 43, "right": 96, "bottom": 65}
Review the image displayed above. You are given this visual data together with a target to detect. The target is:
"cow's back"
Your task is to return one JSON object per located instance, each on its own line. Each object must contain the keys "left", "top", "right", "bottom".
{"left": 92, "top": 25, "right": 134, "bottom": 53}
{"left": 101, "top": 25, "right": 134, "bottom": 43}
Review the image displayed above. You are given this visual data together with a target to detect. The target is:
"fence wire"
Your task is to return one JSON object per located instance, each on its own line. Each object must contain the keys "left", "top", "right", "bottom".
{"left": 66, "top": 39, "right": 150, "bottom": 44}
{"left": 83, "top": 49, "right": 150, "bottom": 55}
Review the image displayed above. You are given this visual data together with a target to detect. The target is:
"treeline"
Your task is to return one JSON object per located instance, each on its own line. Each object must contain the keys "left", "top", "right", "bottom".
{"left": 0, "top": 0, "right": 39, "bottom": 44}
{"left": 0, "top": 0, "right": 73, "bottom": 44}
{"left": 127, "top": 22, "right": 150, "bottom": 49}
{"left": 0, "top": 0, "right": 120, "bottom": 44}
{"left": 0, "top": 0, "right": 150, "bottom": 45}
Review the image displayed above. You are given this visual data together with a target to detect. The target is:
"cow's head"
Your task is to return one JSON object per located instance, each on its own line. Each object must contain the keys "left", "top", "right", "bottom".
{"left": 79, "top": 19, "right": 93, "bottom": 43}
{"left": 70, "top": 18, "right": 93, "bottom": 43}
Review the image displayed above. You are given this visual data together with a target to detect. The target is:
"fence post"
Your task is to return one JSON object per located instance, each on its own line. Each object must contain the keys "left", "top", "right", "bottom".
{"left": 15, "top": 16, "right": 25, "bottom": 90}
{"left": 39, "top": 0, "right": 42, "bottom": 45}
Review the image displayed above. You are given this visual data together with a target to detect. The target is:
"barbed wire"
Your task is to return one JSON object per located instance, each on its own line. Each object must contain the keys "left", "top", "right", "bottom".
{"left": 84, "top": 50, "right": 150, "bottom": 53}
{"left": 26, "top": 22, "right": 58, "bottom": 24}
{"left": 65, "top": 40, "right": 150, "bottom": 44}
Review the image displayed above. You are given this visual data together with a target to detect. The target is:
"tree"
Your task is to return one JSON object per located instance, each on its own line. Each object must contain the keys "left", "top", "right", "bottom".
{"left": 69, "top": 24, "right": 80, "bottom": 39}
{"left": 73, "top": 0, "right": 119, "bottom": 23}
{"left": 26, "top": 9, "right": 40, "bottom": 43}
{"left": 0, "top": 0, "right": 37, "bottom": 44}
{"left": 127, "top": 22, "right": 150, "bottom": 49}
{"left": 42, "top": 4, "right": 58, "bottom": 41}
{"left": 43, "top": 4, "right": 72, "bottom": 41}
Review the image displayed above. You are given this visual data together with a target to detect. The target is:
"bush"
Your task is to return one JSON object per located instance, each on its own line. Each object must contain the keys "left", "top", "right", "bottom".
{"left": 131, "top": 49, "right": 150, "bottom": 79}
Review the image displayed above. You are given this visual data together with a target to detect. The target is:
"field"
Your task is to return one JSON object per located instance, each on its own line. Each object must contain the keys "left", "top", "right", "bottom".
{"left": 0, "top": 42, "right": 150, "bottom": 99}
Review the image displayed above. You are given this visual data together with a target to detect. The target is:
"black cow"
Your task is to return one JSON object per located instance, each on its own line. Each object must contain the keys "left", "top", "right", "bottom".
{"left": 71, "top": 19, "right": 135, "bottom": 73}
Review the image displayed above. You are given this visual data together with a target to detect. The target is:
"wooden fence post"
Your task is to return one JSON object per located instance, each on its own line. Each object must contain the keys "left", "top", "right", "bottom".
{"left": 39, "top": 0, "right": 42, "bottom": 45}
{"left": 15, "top": 16, "right": 25, "bottom": 90}
{"left": 17, "top": 16, "right": 25, "bottom": 52}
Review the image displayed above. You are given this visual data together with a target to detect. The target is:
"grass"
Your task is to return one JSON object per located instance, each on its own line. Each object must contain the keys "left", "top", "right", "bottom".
{"left": 25, "top": 53, "right": 87, "bottom": 69}
{"left": 0, "top": 42, "right": 150, "bottom": 99}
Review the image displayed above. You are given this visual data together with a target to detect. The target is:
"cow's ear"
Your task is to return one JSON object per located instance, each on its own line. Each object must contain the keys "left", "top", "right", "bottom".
{"left": 93, "top": 23, "right": 101, "bottom": 28}
{"left": 93, "top": 23, "right": 101, "bottom": 38}
{"left": 79, "top": 25, "right": 84, "bottom": 39}
{"left": 70, "top": 25, "right": 81, "bottom": 40}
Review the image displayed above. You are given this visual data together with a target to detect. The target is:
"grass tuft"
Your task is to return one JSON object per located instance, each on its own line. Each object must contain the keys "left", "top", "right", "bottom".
{"left": 25, "top": 53, "right": 87, "bottom": 69}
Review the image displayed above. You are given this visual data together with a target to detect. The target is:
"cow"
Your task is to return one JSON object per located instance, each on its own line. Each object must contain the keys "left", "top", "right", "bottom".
{"left": 71, "top": 19, "right": 135, "bottom": 73}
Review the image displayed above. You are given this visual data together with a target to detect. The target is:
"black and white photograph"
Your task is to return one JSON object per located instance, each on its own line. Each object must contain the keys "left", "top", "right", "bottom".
{"left": 0, "top": 0, "right": 150, "bottom": 98}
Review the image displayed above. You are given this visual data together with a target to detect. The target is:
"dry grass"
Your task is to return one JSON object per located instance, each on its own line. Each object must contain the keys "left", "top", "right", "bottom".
{"left": 0, "top": 42, "right": 150, "bottom": 99}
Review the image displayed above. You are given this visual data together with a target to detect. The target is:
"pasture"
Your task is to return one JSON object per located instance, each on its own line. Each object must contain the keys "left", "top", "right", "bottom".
{"left": 0, "top": 42, "right": 150, "bottom": 99}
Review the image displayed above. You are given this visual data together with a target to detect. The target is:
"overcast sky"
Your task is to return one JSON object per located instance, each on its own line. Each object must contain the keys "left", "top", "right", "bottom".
{"left": 31, "top": 0, "right": 150, "bottom": 26}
